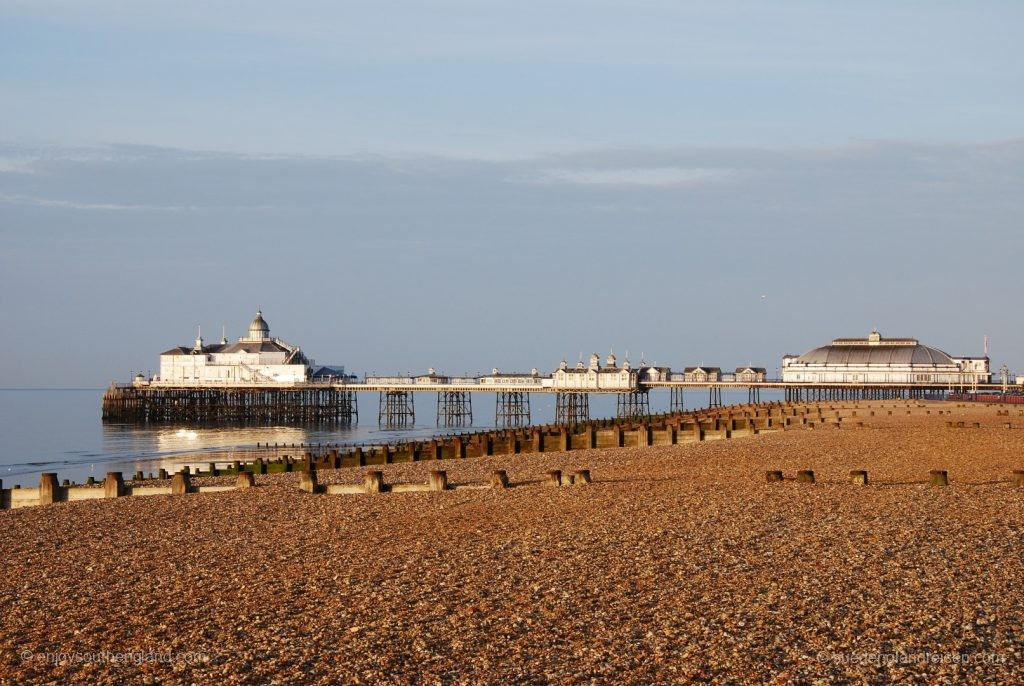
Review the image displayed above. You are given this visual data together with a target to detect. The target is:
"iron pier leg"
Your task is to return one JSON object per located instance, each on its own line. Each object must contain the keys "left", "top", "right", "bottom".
{"left": 555, "top": 392, "right": 589, "bottom": 425}
{"left": 670, "top": 387, "right": 685, "bottom": 413}
{"left": 436, "top": 391, "right": 473, "bottom": 427}
{"left": 616, "top": 390, "right": 650, "bottom": 419}
{"left": 379, "top": 390, "right": 415, "bottom": 427}
{"left": 495, "top": 391, "right": 531, "bottom": 427}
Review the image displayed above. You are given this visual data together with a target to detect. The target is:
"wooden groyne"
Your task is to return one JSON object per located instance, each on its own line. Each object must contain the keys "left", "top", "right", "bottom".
{"left": 2, "top": 401, "right": 890, "bottom": 509}
{"left": 102, "top": 384, "right": 358, "bottom": 422}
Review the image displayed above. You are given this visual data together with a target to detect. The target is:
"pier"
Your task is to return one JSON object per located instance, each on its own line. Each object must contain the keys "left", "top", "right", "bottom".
{"left": 102, "top": 376, "right": 1007, "bottom": 426}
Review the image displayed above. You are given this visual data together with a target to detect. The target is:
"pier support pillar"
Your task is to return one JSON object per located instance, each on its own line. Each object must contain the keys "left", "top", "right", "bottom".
{"left": 555, "top": 392, "right": 589, "bottom": 425}
{"left": 670, "top": 387, "right": 685, "bottom": 413}
{"left": 437, "top": 391, "right": 473, "bottom": 428}
{"left": 495, "top": 391, "right": 531, "bottom": 427}
{"left": 616, "top": 390, "right": 650, "bottom": 419}
{"left": 378, "top": 390, "right": 415, "bottom": 427}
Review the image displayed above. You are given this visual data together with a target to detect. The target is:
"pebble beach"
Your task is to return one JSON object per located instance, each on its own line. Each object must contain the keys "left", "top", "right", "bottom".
{"left": 2, "top": 401, "right": 1023, "bottom": 684}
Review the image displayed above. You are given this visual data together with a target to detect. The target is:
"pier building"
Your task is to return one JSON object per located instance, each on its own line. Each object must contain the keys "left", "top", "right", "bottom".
{"left": 781, "top": 331, "right": 990, "bottom": 385}
{"left": 156, "top": 310, "right": 310, "bottom": 385}
{"left": 551, "top": 353, "right": 637, "bottom": 390}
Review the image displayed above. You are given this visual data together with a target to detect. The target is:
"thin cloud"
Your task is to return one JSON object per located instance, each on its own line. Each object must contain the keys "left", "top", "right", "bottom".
{"left": 535, "top": 166, "right": 739, "bottom": 187}
{"left": 0, "top": 193, "right": 279, "bottom": 212}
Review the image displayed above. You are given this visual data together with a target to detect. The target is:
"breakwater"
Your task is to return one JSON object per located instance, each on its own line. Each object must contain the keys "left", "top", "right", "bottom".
{"left": 1, "top": 400, "right": 883, "bottom": 509}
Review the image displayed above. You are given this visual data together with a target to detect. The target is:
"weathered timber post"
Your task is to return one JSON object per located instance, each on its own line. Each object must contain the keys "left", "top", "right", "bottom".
{"left": 254, "top": 458, "right": 266, "bottom": 475}
{"left": 765, "top": 470, "right": 784, "bottom": 483}
{"left": 490, "top": 470, "right": 509, "bottom": 489}
{"left": 381, "top": 445, "right": 392, "bottom": 464}
{"left": 207, "top": 462, "right": 218, "bottom": 477}
{"left": 507, "top": 433, "right": 517, "bottom": 455}
{"left": 429, "top": 470, "right": 448, "bottom": 492}
{"left": 104, "top": 472, "right": 125, "bottom": 498}
{"left": 453, "top": 437, "right": 464, "bottom": 459}
{"left": 170, "top": 471, "right": 191, "bottom": 496}
{"left": 236, "top": 472, "right": 255, "bottom": 489}
{"left": 532, "top": 429, "right": 543, "bottom": 453}
{"left": 639, "top": 423, "right": 652, "bottom": 447}
{"left": 850, "top": 470, "right": 869, "bottom": 485}
{"left": 1012, "top": 470, "right": 1024, "bottom": 487}
{"left": 545, "top": 470, "right": 562, "bottom": 487}
{"left": 299, "top": 469, "right": 318, "bottom": 493}
{"left": 559, "top": 427, "right": 571, "bottom": 451}
{"left": 929, "top": 470, "right": 949, "bottom": 487}
{"left": 39, "top": 473, "right": 60, "bottom": 505}
{"left": 301, "top": 452, "right": 313, "bottom": 471}
{"left": 482, "top": 436, "right": 493, "bottom": 457}
{"left": 585, "top": 424, "right": 597, "bottom": 449}
{"left": 612, "top": 425, "right": 623, "bottom": 448}
{"left": 573, "top": 469, "right": 592, "bottom": 485}
{"left": 692, "top": 422, "right": 703, "bottom": 442}
{"left": 364, "top": 470, "right": 384, "bottom": 494}
{"left": 232, "top": 460, "right": 241, "bottom": 473}
{"left": 354, "top": 447, "right": 365, "bottom": 466}
{"left": 158, "top": 468, "right": 168, "bottom": 480}
{"left": 796, "top": 470, "right": 816, "bottom": 484}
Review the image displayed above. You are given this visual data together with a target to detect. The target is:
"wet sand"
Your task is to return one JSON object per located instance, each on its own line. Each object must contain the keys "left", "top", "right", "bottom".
{"left": 2, "top": 401, "right": 1023, "bottom": 684}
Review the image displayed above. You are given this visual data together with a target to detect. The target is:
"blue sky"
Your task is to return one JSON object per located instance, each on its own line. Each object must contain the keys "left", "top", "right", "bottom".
{"left": 1, "top": 1, "right": 1023, "bottom": 386}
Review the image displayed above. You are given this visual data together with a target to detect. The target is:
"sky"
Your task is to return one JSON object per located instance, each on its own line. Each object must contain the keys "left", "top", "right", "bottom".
{"left": 1, "top": 1, "right": 1023, "bottom": 387}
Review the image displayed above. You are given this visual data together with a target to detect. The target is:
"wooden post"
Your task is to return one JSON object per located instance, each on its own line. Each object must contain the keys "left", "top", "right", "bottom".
{"left": 453, "top": 437, "right": 464, "bottom": 459}
{"left": 849, "top": 470, "right": 868, "bottom": 485}
{"left": 796, "top": 469, "right": 815, "bottom": 484}
{"left": 507, "top": 434, "right": 517, "bottom": 455}
{"left": 573, "top": 469, "right": 592, "bottom": 485}
{"left": 236, "top": 472, "right": 255, "bottom": 489}
{"left": 929, "top": 470, "right": 949, "bottom": 487}
{"left": 39, "top": 473, "right": 60, "bottom": 505}
{"left": 765, "top": 470, "right": 784, "bottom": 483}
{"left": 207, "top": 462, "right": 218, "bottom": 476}
{"left": 158, "top": 468, "right": 168, "bottom": 480}
{"left": 429, "top": 470, "right": 448, "bottom": 492}
{"left": 559, "top": 427, "right": 571, "bottom": 451}
{"left": 299, "top": 469, "right": 318, "bottom": 493}
{"left": 612, "top": 425, "right": 623, "bottom": 448}
{"left": 1012, "top": 470, "right": 1024, "bottom": 487}
{"left": 170, "top": 471, "right": 191, "bottom": 496}
{"left": 354, "top": 447, "right": 365, "bottom": 466}
{"left": 532, "top": 429, "right": 543, "bottom": 453}
{"left": 104, "top": 472, "right": 125, "bottom": 498}
{"left": 490, "top": 470, "right": 509, "bottom": 489}
{"left": 545, "top": 470, "right": 562, "bottom": 487}
{"left": 364, "top": 470, "right": 384, "bottom": 494}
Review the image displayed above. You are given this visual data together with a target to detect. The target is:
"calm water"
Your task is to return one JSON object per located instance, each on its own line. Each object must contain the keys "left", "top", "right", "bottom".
{"left": 0, "top": 388, "right": 781, "bottom": 486}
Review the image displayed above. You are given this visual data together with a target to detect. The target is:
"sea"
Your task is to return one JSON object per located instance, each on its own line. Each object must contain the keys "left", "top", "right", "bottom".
{"left": 0, "top": 388, "right": 783, "bottom": 486}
